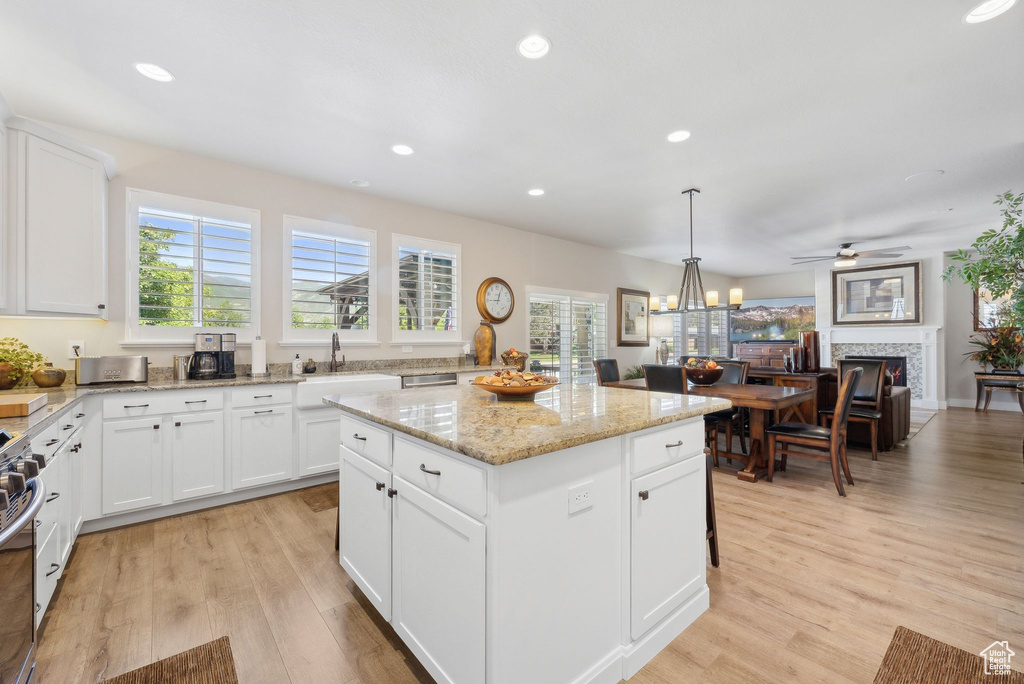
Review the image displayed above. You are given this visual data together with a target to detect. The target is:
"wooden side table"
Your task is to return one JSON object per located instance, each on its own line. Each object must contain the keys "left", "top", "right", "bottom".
{"left": 974, "top": 371, "right": 1024, "bottom": 413}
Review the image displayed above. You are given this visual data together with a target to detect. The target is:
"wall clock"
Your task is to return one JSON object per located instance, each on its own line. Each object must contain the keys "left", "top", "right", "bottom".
{"left": 476, "top": 277, "right": 514, "bottom": 323}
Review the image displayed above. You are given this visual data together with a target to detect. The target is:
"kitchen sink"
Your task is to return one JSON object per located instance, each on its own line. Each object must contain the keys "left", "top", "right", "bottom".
{"left": 295, "top": 373, "right": 402, "bottom": 409}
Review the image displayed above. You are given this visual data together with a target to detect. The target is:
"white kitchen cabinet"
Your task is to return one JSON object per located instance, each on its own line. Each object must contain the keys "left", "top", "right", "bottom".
{"left": 230, "top": 406, "right": 294, "bottom": 489}
{"left": 102, "top": 417, "right": 164, "bottom": 514}
{"left": 298, "top": 409, "right": 341, "bottom": 477}
{"left": 69, "top": 429, "right": 85, "bottom": 536}
{"left": 630, "top": 454, "right": 706, "bottom": 639}
{"left": 35, "top": 521, "right": 60, "bottom": 628}
{"left": 171, "top": 412, "right": 225, "bottom": 501}
{"left": 392, "top": 476, "right": 485, "bottom": 684}
{"left": 52, "top": 437, "right": 75, "bottom": 564}
{"left": 339, "top": 446, "right": 393, "bottom": 619}
{"left": 5, "top": 118, "right": 114, "bottom": 318}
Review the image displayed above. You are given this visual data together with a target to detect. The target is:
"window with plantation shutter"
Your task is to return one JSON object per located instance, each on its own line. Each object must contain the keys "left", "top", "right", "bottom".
{"left": 528, "top": 288, "right": 608, "bottom": 385}
{"left": 393, "top": 235, "right": 461, "bottom": 342}
{"left": 672, "top": 309, "right": 731, "bottom": 358}
{"left": 285, "top": 216, "right": 376, "bottom": 342}
{"left": 126, "top": 189, "right": 261, "bottom": 343}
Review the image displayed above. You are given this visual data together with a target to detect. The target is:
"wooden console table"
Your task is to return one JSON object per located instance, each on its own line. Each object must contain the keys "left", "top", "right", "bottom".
{"left": 974, "top": 370, "right": 1024, "bottom": 413}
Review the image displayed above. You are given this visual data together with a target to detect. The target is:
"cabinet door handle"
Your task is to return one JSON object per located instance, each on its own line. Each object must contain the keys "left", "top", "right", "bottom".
{"left": 153, "top": 424, "right": 160, "bottom": 430}
{"left": 352, "top": 434, "right": 367, "bottom": 441}
{"left": 375, "top": 482, "right": 385, "bottom": 491}
{"left": 46, "top": 562, "right": 60, "bottom": 577}
{"left": 419, "top": 463, "right": 441, "bottom": 476}
{"left": 36, "top": 602, "right": 40, "bottom": 614}
{"left": 665, "top": 440, "right": 683, "bottom": 448}
{"left": 97, "top": 304, "right": 106, "bottom": 310}
{"left": 174, "top": 422, "right": 182, "bottom": 427}
{"left": 254, "top": 409, "right": 273, "bottom": 414}
{"left": 184, "top": 400, "right": 207, "bottom": 404}
{"left": 124, "top": 404, "right": 150, "bottom": 409}
{"left": 387, "top": 488, "right": 397, "bottom": 498}
{"left": 253, "top": 394, "right": 273, "bottom": 399}
{"left": 45, "top": 439, "right": 59, "bottom": 447}
{"left": 46, "top": 492, "right": 61, "bottom": 502}
{"left": 638, "top": 490, "right": 649, "bottom": 501}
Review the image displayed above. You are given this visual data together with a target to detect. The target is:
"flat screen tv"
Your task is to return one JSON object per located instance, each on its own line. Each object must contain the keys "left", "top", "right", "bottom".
{"left": 730, "top": 297, "right": 815, "bottom": 343}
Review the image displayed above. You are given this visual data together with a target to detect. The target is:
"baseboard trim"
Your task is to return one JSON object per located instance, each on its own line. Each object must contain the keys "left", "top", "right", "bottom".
{"left": 570, "top": 647, "right": 623, "bottom": 684}
{"left": 947, "top": 398, "right": 1021, "bottom": 412}
{"left": 620, "top": 585, "right": 710, "bottom": 680}
{"left": 81, "top": 473, "right": 338, "bottom": 533}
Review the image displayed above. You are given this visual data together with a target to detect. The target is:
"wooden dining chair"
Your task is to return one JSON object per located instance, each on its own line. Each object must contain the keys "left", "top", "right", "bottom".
{"left": 765, "top": 367, "right": 863, "bottom": 497}
{"left": 818, "top": 358, "right": 885, "bottom": 460}
{"left": 592, "top": 358, "right": 621, "bottom": 386}
{"left": 704, "top": 360, "right": 749, "bottom": 465}
{"left": 705, "top": 447, "right": 720, "bottom": 568}
{"left": 642, "top": 365, "right": 721, "bottom": 462}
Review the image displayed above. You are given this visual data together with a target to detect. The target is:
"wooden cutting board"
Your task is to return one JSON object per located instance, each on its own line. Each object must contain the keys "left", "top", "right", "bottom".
{"left": 0, "top": 393, "right": 48, "bottom": 417}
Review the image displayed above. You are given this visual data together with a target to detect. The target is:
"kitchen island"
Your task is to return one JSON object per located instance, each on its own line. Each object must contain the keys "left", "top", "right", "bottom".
{"left": 325, "top": 383, "right": 730, "bottom": 684}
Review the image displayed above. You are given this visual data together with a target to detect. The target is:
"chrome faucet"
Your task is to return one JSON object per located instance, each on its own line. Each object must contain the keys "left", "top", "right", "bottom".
{"left": 330, "top": 332, "right": 345, "bottom": 372}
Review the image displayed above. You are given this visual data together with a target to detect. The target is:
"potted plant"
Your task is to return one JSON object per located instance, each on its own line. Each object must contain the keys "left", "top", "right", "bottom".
{"left": 0, "top": 337, "right": 46, "bottom": 390}
{"left": 964, "top": 327, "right": 1024, "bottom": 371}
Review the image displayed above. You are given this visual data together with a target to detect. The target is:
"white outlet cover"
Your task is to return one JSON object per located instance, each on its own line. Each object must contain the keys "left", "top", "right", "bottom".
{"left": 68, "top": 340, "right": 86, "bottom": 359}
{"left": 568, "top": 481, "right": 594, "bottom": 515}
{"left": 402, "top": 346, "right": 413, "bottom": 353}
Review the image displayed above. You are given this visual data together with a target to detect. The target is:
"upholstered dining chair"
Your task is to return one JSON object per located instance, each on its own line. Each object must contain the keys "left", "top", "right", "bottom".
{"left": 765, "top": 367, "right": 863, "bottom": 497}
{"left": 592, "top": 358, "right": 621, "bottom": 386}
{"left": 818, "top": 358, "right": 886, "bottom": 461}
{"left": 642, "top": 365, "right": 720, "bottom": 461}
{"left": 703, "top": 360, "right": 749, "bottom": 466}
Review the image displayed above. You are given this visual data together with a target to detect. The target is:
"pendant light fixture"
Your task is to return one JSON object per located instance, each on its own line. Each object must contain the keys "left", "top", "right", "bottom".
{"left": 654, "top": 187, "right": 742, "bottom": 315}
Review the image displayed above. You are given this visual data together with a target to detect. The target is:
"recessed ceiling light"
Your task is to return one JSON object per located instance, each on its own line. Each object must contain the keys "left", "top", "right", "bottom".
{"left": 135, "top": 62, "right": 174, "bottom": 82}
{"left": 963, "top": 0, "right": 1016, "bottom": 23}
{"left": 350, "top": 179, "right": 370, "bottom": 187}
{"left": 666, "top": 130, "right": 691, "bottom": 143}
{"left": 517, "top": 35, "right": 551, "bottom": 59}
{"left": 528, "top": 188, "right": 545, "bottom": 196}
{"left": 904, "top": 170, "right": 945, "bottom": 182}
{"left": 392, "top": 145, "right": 414, "bottom": 156}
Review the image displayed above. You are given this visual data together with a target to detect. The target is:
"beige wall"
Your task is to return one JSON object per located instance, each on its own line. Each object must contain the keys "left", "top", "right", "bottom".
{"left": 735, "top": 271, "right": 815, "bottom": 301}
{"left": 1, "top": 122, "right": 735, "bottom": 373}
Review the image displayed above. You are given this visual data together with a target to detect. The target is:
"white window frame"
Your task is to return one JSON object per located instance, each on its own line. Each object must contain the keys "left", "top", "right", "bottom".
{"left": 525, "top": 285, "right": 609, "bottom": 385}
{"left": 391, "top": 234, "right": 462, "bottom": 344}
{"left": 673, "top": 309, "right": 732, "bottom": 358}
{"left": 281, "top": 215, "right": 378, "bottom": 346}
{"left": 124, "top": 188, "right": 261, "bottom": 346}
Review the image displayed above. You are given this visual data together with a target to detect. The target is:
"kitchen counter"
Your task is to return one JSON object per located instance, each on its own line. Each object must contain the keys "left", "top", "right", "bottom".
{"left": 325, "top": 383, "right": 730, "bottom": 465}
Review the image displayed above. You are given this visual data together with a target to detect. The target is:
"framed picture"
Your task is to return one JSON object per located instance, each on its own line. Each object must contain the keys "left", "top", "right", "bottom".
{"left": 730, "top": 296, "right": 815, "bottom": 342}
{"left": 831, "top": 261, "right": 922, "bottom": 326}
{"left": 974, "top": 288, "right": 1012, "bottom": 331}
{"left": 616, "top": 287, "right": 650, "bottom": 346}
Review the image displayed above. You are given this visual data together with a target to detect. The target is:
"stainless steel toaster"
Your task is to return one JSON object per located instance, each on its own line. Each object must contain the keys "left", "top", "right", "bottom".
{"left": 75, "top": 355, "right": 149, "bottom": 385}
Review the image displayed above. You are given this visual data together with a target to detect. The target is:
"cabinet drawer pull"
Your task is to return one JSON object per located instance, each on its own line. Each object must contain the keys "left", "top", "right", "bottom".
{"left": 36, "top": 602, "right": 40, "bottom": 613}
{"left": 253, "top": 394, "right": 273, "bottom": 399}
{"left": 665, "top": 440, "right": 683, "bottom": 448}
{"left": 375, "top": 481, "right": 386, "bottom": 491}
{"left": 62, "top": 424, "right": 74, "bottom": 431}
{"left": 46, "top": 492, "right": 61, "bottom": 502}
{"left": 74, "top": 413, "right": 85, "bottom": 419}
{"left": 45, "top": 439, "right": 59, "bottom": 447}
{"left": 153, "top": 424, "right": 160, "bottom": 430}
{"left": 638, "top": 490, "right": 649, "bottom": 501}
{"left": 175, "top": 422, "right": 182, "bottom": 427}
{"left": 419, "top": 463, "right": 441, "bottom": 476}
{"left": 123, "top": 404, "right": 150, "bottom": 409}
{"left": 352, "top": 434, "right": 367, "bottom": 441}
{"left": 46, "top": 562, "right": 60, "bottom": 577}
{"left": 184, "top": 400, "right": 207, "bottom": 404}
{"left": 254, "top": 409, "right": 274, "bottom": 414}
{"left": 387, "top": 488, "right": 398, "bottom": 498}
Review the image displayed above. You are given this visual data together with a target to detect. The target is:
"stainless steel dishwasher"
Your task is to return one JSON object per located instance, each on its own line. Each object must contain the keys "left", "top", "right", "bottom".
{"left": 401, "top": 373, "right": 458, "bottom": 389}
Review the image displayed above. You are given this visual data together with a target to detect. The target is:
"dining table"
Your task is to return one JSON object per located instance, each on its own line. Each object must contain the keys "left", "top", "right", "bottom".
{"left": 604, "top": 378, "right": 815, "bottom": 482}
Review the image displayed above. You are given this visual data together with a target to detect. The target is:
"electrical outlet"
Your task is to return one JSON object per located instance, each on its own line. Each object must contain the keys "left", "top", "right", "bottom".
{"left": 402, "top": 346, "right": 413, "bottom": 353}
{"left": 68, "top": 340, "right": 86, "bottom": 359}
{"left": 568, "top": 481, "right": 594, "bottom": 515}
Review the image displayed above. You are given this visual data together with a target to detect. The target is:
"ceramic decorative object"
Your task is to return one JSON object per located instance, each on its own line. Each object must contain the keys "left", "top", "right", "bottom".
{"left": 685, "top": 367, "right": 724, "bottom": 385}
{"left": 472, "top": 379, "right": 558, "bottom": 401}
{"left": 500, "top": 347, "right": 528, "bottom": 371}
{"left": 32, "top": 363, "right": 66, "bottom": 388}
{"left": 303, "top": 358, "right": 318, "bottom": 374}
{"left": 0, "top": 362, "right": 17, "bottom": 390}
{"left": 474, "top": 321, "right": 496, "bottom": 365}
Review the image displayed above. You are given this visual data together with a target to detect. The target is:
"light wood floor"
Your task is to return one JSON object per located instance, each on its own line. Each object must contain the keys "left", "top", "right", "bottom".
{"left": 34, "top": 408, "right": 1024, "bottom": 683}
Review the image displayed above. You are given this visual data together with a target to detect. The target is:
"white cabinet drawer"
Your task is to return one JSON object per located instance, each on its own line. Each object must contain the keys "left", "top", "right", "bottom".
{"left": 631, "top": 420, "right": 705, "bottom": 475}
{"left": 102, "top": 391, "right": 223, "bottom": 419}
{"left": 230, "top": 386, "right": 293, "bottom": 408}
{"left": 394, "top": 438, "right": 486, "bottom": 518}
{"left": 340, "top": 415, "right": 391, "bottom": 467}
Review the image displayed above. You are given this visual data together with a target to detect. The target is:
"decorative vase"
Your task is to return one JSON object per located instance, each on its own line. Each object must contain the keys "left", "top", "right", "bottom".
{"left": 32, "top": 363, "right": 66, "bottom": 388}
{"left": 474, "top": 321, "right": 495, "bottom": 365}
{"left": 0, "top": 362, "right": 18, "bottom": 390}
{"left": 303, "top": 358, "right": 318, "bottom": 374}
{"left": 799, "top": 331, "right": 820, "bottom": 372}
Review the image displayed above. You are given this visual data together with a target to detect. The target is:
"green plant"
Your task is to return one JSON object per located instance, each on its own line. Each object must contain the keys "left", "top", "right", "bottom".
{"left": 943, "top": 191, "right": 1024, "bottom": 328}
{"left": 623, "top": 364, "right": 645, "bottom": 380}
{"left": 964, "top": 327, "right": 1024, "bottom": 369}
{"left": 0, "top": 337, "right": 47, "bottom": 387}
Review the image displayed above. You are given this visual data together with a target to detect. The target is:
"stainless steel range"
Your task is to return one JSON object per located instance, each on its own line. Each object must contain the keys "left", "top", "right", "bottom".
{"left": 0, "top": 429, "right": 46, "bottom": 684}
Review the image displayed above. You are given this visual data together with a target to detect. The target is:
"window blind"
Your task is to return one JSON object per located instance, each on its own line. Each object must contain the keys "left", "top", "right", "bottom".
{"left": 290, "top": 230, "right": 372, "bottom": 330}
{"left": 672, "top": 309, "right": 732, "bottom": 358}
{"left": 137, "top": 207, "right": 253, "bottom": 328}
{"left": 528, "top": 292, "right": 608, "bottom": 385}
{"left": 397, "top": 245, "right": 458, "bottom": 332}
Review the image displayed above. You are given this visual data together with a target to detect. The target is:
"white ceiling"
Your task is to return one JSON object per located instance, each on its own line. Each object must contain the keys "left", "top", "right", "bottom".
{"left": 1, "top": 0, "right": 1021, "bottom": 276}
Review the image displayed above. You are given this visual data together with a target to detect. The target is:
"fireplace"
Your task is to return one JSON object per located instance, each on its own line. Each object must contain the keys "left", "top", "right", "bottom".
{"left": 846, "top": 355, "right": 908, "bottom": 388}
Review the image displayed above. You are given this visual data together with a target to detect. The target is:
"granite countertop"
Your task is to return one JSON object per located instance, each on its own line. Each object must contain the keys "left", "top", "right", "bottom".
{"left": 301, "top": 363, "right": 506, "bottom": 378}
{"left": 324, "top": 384, "right": 731, "bottom": 466}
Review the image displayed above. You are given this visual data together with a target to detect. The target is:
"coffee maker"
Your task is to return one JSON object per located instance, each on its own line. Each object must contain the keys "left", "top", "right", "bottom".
{"left": 188, "top": 333, "right": 221, "bottom": 380}
{"left": 217, "top": 333, "right": 237, "bottom": 379}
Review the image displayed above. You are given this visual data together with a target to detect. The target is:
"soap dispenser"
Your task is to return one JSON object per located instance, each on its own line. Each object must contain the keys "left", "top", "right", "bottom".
{"left": 292, "top": 354, "right": 302, "bottom": 375}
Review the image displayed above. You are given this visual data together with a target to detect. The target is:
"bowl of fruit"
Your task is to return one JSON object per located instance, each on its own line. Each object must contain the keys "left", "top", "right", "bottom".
{"left": 682, "top": 358, "right": 724, "bottom": 385}
{"left": 500, "top": 347, "right": 529, "bottom": 371}
{"left": 473, "top": 370, "right": 559, "bottom": 401}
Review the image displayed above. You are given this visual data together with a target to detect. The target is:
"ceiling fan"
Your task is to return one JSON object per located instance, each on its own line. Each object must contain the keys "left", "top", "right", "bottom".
{"left": 791, "top": 242, "right": 911, "bottom": 268}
